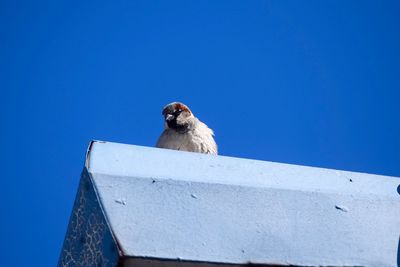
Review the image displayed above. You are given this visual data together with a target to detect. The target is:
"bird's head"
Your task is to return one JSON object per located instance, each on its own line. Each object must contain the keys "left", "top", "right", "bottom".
{"left": 162, "top": 102, "right": 194, "bottom": 132}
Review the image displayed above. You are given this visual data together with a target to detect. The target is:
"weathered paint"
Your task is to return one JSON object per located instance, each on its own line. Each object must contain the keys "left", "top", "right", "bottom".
{"left": 60, "top": 141, "right": 400, "bottom": 267}
{"left": 58, "top": 169, "right": 120, "bottom": 267}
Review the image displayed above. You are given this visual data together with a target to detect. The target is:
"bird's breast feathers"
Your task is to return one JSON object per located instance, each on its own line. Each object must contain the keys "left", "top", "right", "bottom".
{"left": 156, "top": 120, "right": 217, "bottom": 155}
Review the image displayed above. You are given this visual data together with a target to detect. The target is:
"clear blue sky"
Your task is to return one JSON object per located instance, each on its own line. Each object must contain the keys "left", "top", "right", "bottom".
{"left": 1, "top": 1, "right": 399, "bottom": 266}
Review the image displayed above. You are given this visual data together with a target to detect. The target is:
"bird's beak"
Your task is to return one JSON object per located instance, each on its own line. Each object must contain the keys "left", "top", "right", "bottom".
{"left": 165, "top": 114, "right": 174, "bottom": 122}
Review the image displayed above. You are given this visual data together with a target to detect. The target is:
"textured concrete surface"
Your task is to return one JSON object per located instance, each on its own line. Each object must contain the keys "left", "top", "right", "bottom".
{"left": 58, "top": 170, "right": 119, "bottom": 267}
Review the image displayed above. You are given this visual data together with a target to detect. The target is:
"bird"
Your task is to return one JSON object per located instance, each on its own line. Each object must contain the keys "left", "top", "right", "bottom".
{"left": 156, "top": 102, "right": 218, "bottom": 155}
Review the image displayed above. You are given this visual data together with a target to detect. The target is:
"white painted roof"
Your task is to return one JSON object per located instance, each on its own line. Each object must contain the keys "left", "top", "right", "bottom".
{"left": 87, "top": 141, "right": 400, "bottom": 266}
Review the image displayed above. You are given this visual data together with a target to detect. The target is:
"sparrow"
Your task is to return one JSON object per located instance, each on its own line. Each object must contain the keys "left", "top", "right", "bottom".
{"left": 156, "top": 102, "right": 218, "bottom": 155}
